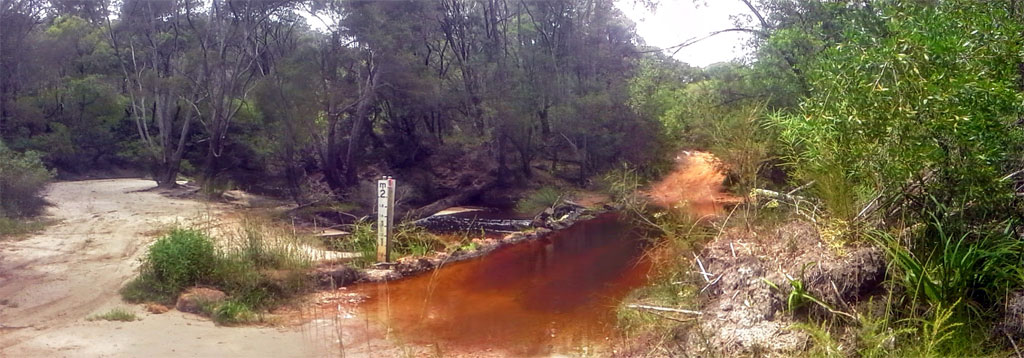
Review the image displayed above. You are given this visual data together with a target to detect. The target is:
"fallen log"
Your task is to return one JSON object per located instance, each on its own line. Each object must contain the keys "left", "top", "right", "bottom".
{"left": 403, "top": 178, "right": 498, "bottom": 221}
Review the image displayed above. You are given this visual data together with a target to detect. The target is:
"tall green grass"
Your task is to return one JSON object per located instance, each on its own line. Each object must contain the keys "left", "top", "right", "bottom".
{"left": 872, "top": 217, "right": 1024, "bottom": 319}
{"left": 322, "top": 220, "right": 446, "bottom": 267}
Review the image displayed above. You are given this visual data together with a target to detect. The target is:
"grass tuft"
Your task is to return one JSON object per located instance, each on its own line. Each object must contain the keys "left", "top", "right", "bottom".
{"left": 87, "top": 308, "right": 138, "bottom": 322}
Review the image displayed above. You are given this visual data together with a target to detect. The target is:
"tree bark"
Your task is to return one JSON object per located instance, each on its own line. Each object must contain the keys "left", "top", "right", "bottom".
{"left": 343, "top": 59, "right": 378, "bottom": 187}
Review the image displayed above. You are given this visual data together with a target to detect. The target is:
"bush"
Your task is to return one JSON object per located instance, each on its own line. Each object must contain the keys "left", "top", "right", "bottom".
{"left": 211, "top": 300, "right": 257, "bottom": 325}
{"left": 123, "top": 229, "right": 218, "bottom": 303}
{"left": 325, "top": 220, "right": 445, "bottom": 268}
{"left": 772, "top": 1, "right": 1024, "bottom": 223}
{"left": 0, "top": 142, "right": 54, "bottom": 217}
{"left": 146, "top": 229, "right": 218, "bottom": 293}
{"left": 0, "top": 216, "right": 50, "bottom": 238}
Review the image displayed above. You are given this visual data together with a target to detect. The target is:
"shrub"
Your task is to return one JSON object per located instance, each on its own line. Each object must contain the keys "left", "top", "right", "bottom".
{"left": 146, "top": 229, "right": 218, "bottom": 292}
{"left": 772, "top": 1, "right": 1024, "bottom": 223}
{"left": 0, "top": 216, "right": 50, "bottom": 238}
{"left": 123, "top": 229, "right": 218, "bottom": 303}
{"left": 0, "top": 142, "right": 54, "bottom": 217}
{"left": 325, "top": 220, "right": 444, "bottom": 267}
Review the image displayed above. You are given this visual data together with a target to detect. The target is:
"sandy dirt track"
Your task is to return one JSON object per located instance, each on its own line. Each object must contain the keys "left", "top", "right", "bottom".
{"left": 0, "top": 179, "right": 318, "bottom": 358}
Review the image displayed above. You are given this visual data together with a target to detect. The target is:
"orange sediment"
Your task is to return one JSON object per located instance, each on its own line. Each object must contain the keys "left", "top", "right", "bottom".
{"left": 646, "top": 151, "right": 740, "bottom": 218}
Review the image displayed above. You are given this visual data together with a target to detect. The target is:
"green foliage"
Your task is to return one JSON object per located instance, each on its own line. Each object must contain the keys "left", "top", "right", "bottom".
{"left": 872, "top": 216, "right": 1024, "bottom": 318}
{"left": 211, "top": 300, "right": 257, "bottom": 325}
{"left": 127, "top": 229, "right": 218, "bottom": 302}
{"left": 794, "top": 322, "right": 843, "bottom": 358}
{"left": 630, "top": 58, "right": 777, "bottom": 194}
{"left": 773, "top": 1, "right": 1024, "bottom": 222}
{"left": 762, "top": 263, "right": 854, "bottom": 320}
{"left": 123, "top": 221, "right": 313, "bottom": 312}
{"left": 87, "top": 308, "right": 138, "bottom": 322}
{"left": 0, "top": 143, "right": 54, "bottom": 218}
{"left": 598, "top": 163, "right": 653, "bottom": 215}
{"left": 0, "top": 217, "right": 50, "bottom": 238}
{"left": 326, "top": 221, "right": 445, "bottom": 267}
{"left": 515, "top": 186, "right": 563, "bottom": 214}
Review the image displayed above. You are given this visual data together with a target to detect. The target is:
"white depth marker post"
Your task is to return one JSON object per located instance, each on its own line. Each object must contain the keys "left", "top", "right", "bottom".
{"left": 376, "top": 176, "right": 396, "bottom": 263}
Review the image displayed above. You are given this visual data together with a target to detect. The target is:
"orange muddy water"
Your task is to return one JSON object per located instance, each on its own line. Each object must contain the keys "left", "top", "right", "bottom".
{"left": 648, "top": 151, "right": 738, "bottom": 217}
{"left": 351, "top": 213, "right": 650, "bottom": 356}
{"left": 322, "top": 151, "right": 729, "bottom": 356}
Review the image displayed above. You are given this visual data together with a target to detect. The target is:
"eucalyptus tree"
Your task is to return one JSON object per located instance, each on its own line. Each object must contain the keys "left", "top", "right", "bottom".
{"left": 186, "top": 0, "right": 294, "bottom": 181}
{"left": 107, "top": 0, "right": 200, "bottom": 187}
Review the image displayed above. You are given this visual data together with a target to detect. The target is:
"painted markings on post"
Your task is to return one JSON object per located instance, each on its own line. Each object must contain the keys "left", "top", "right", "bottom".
{"left": 376, "top": 176, "right": 395, "bottom": 263}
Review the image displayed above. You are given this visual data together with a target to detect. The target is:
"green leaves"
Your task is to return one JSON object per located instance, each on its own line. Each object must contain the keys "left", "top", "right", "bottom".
{"left": 773, "top": 0, "right": 1024, "bottom": 222}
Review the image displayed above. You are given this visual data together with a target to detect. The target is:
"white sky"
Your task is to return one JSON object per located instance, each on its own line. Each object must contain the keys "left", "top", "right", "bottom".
{"left": 616, "top": 0, "right": 753, "bottom": 67}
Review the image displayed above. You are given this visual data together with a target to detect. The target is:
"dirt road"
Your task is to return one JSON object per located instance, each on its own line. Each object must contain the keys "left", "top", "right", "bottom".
{"left": 0, "top": 179, "right": 318, "bottom": 357}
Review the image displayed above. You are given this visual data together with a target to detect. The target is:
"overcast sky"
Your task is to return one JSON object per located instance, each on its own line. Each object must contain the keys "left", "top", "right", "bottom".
{"left": 299, "top": 1, "right": 752, "bottom": 68}
{"left": 616, "top": 0, "right": 753, "bottom": 67}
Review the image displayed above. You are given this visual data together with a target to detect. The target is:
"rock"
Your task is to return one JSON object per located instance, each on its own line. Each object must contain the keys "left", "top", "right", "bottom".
{"left": 145, "top": 303, "right": 170, "bottom": 314}
{"left": 362, "top": 269, "right": 402, "bottom": 282}
{"left": 313, "top": 265, "right": 362, "bottom": 288}
{"left": 175, "top": 287, "right": 227, "bottom": 314}
{"left": 396, "top": 257, "right": 436, "bottom": 275}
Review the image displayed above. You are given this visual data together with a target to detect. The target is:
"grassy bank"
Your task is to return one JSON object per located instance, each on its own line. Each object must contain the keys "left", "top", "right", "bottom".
{"left": 121, "top": 218, "right": 313, "bottom": 325}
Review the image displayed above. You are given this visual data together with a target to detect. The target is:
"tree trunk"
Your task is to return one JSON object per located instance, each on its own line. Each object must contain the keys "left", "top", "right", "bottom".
{"left": 343, "top": 61, "right": 378, "bottom": 187}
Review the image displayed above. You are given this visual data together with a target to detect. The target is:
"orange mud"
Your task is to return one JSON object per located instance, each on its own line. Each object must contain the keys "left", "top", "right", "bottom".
{"left": 647, "top": 151, "right": 740, "bottom": 217}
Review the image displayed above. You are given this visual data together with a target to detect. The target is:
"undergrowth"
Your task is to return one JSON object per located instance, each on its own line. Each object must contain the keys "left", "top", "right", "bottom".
{"left": 121, "top": 217, "right": 313, "bottom": 324}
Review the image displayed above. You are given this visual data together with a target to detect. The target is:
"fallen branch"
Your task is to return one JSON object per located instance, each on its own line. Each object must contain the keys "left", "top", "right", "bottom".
{"left": 626, "top": 304, "right": 703, "bottom": 316}
{"left": 693, "top": 254, "right": 713, "bottom": 283}
{"left": 750, "top": 188, "right": 809, "bottom": 203}
{"left": 1007, "top": 330, "right": 1024, "bottom": 358}
{"left": 633, "top": 309, "right": 696, "bottom": 323}
{"left": 786, "top": 180, "right": 816, "bottom": 195}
